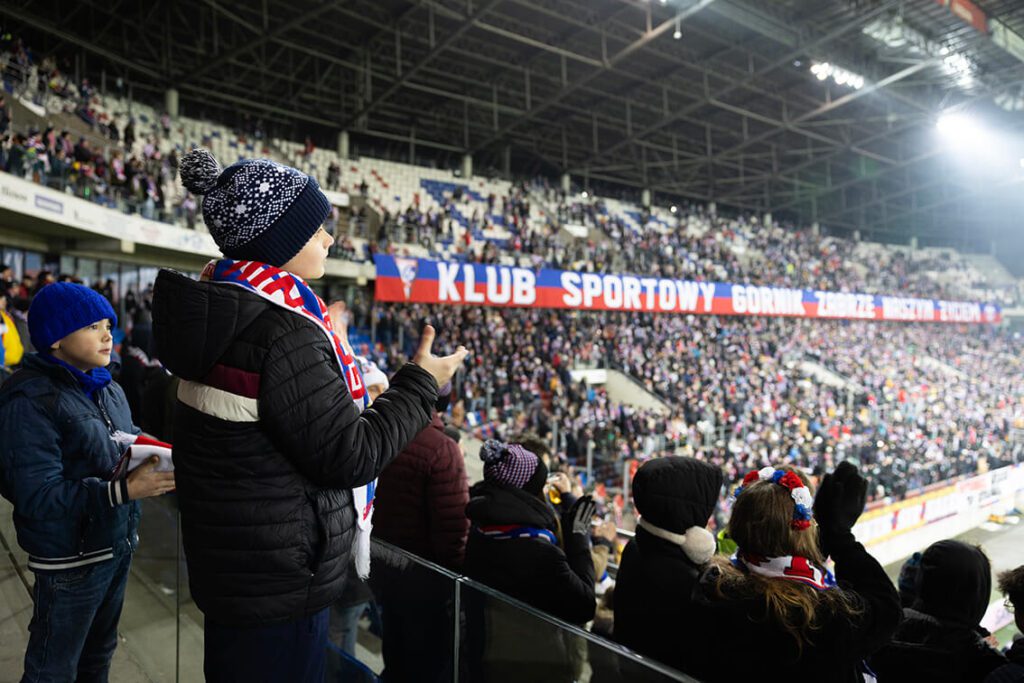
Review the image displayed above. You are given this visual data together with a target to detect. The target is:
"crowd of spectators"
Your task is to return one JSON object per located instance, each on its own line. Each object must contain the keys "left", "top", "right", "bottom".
{"left": 366, "top": 301, "right": 1024, "bottom": 516}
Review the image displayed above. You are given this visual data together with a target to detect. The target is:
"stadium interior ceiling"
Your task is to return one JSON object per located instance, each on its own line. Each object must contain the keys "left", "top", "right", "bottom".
{"left": 4, "top": 0, "right": 1024, "bottom": 254}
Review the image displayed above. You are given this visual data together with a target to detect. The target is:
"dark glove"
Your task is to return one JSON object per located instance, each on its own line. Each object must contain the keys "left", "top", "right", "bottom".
{"left": 564, "top": 495, "right": 596, "bottom": 538}
{"left": 813, "top": 461, "right": 867, "bottom": 556}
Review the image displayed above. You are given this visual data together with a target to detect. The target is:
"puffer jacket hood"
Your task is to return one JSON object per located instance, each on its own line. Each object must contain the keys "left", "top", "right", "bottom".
{"left": 152, "top": 269, "right": 268, "bottom": 380}
{"left": 914, "top": 540, "right": 991, "bottom": 627}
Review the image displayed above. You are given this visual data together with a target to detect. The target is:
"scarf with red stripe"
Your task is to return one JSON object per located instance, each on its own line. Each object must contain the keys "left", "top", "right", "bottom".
{"left": 731, "top": 551, "right": 837, "bottom": 591}
{"left": 203, "top": 259, "right": 376, "bottom": 578}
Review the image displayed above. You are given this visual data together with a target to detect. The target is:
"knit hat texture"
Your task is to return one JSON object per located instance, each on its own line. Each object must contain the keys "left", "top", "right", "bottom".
{"left": 179, "top": 148, "right": 332, "bottom": 267}
{"left": 29, "top": 282, "right": 118, "bottom": 353}
{"left": 480, "top": 439, "right": 548, "bottom": 495}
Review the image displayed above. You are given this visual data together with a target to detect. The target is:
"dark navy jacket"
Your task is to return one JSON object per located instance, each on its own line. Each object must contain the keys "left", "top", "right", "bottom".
{"left": 0, "top": 353, "right": 141, "bottom": 572}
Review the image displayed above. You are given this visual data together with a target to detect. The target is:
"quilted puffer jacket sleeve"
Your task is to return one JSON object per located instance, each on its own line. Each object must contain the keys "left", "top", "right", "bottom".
{"left": 427, "top": 437, "right": 470, "bottom": 569}
{"left": 259, "top": 322, "right": 438, "bottom": 488}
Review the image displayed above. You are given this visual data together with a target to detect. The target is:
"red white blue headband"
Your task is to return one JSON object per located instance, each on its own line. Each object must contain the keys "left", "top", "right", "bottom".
{"left": 733, "top": 467, "right": 814, "bottom": 530}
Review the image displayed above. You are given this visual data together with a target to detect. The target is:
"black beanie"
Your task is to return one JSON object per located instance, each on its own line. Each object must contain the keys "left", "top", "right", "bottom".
{"left": 632, "top": 457, "right": 723, "bottom": 533}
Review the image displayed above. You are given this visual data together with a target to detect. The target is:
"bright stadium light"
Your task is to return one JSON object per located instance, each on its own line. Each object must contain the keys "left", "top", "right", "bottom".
{"left": 810, "top": 61, "right": 864, "bottom": 89}
{"left": 934, "top": 112, "right": 1024, "bottom": 177}
{"left": 935, "top": 112, "right": 984, "bottom": 142}
{"left": 673, "top": 18, "right": 682, "bottom": 39}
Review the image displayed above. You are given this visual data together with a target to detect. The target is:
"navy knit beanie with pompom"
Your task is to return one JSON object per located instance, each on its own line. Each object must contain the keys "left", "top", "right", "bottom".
{"left": 179, "top": 148, "right": 332, "bottom": 267}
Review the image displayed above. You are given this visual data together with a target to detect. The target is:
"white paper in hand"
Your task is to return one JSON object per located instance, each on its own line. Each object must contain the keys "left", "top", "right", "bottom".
{"left": 128, "top": 445, "right": 174, "bottom": 473}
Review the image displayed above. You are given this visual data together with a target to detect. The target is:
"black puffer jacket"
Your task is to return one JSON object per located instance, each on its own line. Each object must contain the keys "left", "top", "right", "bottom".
{"left": 152, "top": 269, "right": 437, "bottom": 626}
{"left": 614, "top": 457, "right": 723, "bottom": 666}
{"left": 463, "top": 480, "right": 595, "bottom": 624}
{"left": 463, "top": 480, "right": 595, "bottom": 683}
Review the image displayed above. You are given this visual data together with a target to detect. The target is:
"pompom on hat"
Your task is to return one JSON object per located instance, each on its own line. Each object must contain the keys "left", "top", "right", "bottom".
{"left": 179, "top": 148, "right": 332, "bottom": 267}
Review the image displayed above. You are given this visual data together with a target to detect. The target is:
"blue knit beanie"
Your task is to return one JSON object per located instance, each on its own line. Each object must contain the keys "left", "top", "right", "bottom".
{"left": 28, "top": 283, "right": 118, "bottom": 353}
{"left": 179, "top": 148, "right": 332, "bottom": 267}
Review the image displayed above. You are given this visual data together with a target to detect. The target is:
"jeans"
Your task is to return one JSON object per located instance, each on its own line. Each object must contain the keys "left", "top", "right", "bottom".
{"left": 329, "top": 602, "right": 368, "bottom": 656}
{"left": 204, "top": 607, "right": 329, "bottom": 683}
{"left": 21, "top": 553, "right": 132, "bottom": 683}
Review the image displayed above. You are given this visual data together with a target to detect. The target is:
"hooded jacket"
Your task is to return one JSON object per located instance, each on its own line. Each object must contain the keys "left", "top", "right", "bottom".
{"left": 463, "top": 480, "right": 595, "bottom": 683}
{"left": 870, "top": 540, "right": 1007, "bottom": 682}
{"left": 152, "top": 269, "right": 437, "bottom": 626}
{"left": 614, "top": 457, "right": 723, "bottom": 666}
{"left": 463, "top": 480, "right": 595, "bottom": 624}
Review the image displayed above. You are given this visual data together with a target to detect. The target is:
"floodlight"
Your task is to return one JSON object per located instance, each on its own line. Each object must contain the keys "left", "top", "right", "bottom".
{"left": 936, "top": 113, "right": 974, "bottom": 136}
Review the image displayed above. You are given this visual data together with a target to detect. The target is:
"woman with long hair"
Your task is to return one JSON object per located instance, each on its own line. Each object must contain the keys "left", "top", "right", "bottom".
{"left": 677, "top": 462, "right": 901, "bottom": 682}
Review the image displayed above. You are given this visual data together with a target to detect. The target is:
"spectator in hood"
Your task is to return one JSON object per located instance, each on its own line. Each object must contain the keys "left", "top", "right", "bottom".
{"left": 614, "top": 457, "right": 723, "bottom": 665}
{"left": 871, "top": 540, "right": 1007, "bottom": 682}
{"left": 463, "top": 439, "right": 596, "bottom": 683}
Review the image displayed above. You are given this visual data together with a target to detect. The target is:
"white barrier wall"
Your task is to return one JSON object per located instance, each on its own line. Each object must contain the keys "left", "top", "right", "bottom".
{"left": 854, "top": 463, "right": 1024, "bottom": 566}
{"left": 0, "top": 172, "right": 220, "bottom": 258}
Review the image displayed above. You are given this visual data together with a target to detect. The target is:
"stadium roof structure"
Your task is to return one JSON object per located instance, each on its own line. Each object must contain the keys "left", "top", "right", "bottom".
{"left": 4, "top": 0, "right": 1024, "bottom": 249}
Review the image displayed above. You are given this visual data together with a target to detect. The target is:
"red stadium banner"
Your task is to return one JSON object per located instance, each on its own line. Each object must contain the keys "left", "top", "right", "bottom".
{"left": 934, "top": 0, "right": 988, "bottom": 33}
{"left": 374, "top": 255, "right": 1002, "bottom": 324}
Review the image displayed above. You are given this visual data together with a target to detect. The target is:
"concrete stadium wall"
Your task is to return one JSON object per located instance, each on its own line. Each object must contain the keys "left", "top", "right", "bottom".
{"left": 854, "top": 463, "right": 1024, "bottom": 567}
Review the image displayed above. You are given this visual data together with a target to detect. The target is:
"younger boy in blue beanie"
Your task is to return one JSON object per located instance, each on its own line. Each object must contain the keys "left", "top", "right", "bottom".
{"left": 0, "top": 282, "right": 175, "bottom": 681}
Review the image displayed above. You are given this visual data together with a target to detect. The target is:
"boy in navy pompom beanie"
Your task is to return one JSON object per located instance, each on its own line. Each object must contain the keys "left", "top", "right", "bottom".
{"left": 178, "top": 148, "right": 332, "bottom": 267}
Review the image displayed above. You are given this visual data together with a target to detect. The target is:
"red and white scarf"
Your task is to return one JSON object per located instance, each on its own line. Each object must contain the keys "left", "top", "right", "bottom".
{"left": 731, "top": 551, "right": 837, "bottom": 591}
{"left": 203, "top": 259, "right": 376, "bottom": 578}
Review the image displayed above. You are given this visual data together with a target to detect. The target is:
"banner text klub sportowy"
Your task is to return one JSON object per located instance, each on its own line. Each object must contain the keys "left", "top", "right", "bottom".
{"left": 374, "top": 255, "right": 1002, "bottom": 324}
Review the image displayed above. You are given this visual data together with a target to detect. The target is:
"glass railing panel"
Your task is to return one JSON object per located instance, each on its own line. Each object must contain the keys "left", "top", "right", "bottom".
{"left": 114, "top": 494, "right": 181, "bottom": 682}
{"left": 0, "top": 494, "right": 183, "bottom": 682}
{"left": 456, "top": 576, "right": 697, "bottom": 683}
{"left": 326, "top": 539, "right": 460, "bottom": 683}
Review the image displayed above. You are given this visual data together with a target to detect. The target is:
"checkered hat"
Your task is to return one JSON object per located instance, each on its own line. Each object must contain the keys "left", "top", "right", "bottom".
{"left": 480, "top": 439, "right": 548, "bottom": 495}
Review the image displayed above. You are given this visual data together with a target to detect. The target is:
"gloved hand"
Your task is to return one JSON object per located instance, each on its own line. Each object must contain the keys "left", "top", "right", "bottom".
{"left": 813, "top": 461, "right": 867, "bottom": 555}
{"left": 565, "top": 495, "right": 596, "bottom": 537}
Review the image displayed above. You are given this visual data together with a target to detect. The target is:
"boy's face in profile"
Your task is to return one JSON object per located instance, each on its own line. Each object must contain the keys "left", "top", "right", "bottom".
{"left": 281, "top": 227, "right": 334, "bottom": 280}
{"left": 51, "top": 318, "right": 114, "bottom": 372}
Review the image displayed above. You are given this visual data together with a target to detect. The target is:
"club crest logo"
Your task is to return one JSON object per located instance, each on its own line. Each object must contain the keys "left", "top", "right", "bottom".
{"left": 395, "top": 257, "right": 418, "bottom": 300}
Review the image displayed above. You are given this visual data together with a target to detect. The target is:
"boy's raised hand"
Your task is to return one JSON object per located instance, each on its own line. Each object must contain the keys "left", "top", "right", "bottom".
{"left": 412, "top": 325, "right": 468, "bottom": 388}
